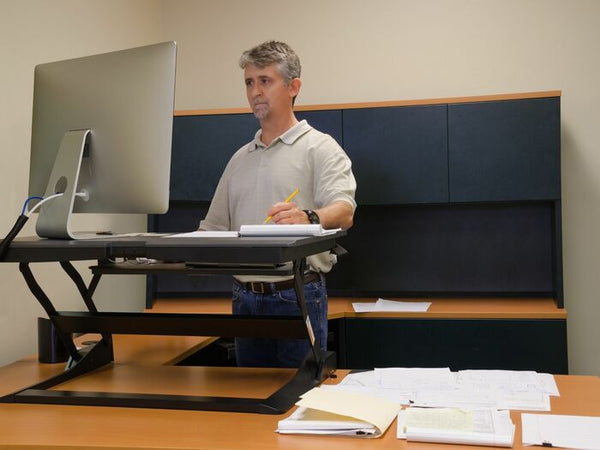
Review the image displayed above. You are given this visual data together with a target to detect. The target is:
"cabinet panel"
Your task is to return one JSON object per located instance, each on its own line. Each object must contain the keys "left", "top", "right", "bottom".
{"left": 342, "top": 318, "right": 568, "bottom": 373}
{"left": 343, "top": 105, "right": 448, "bottom": 204}
{"left": 448, "top": 97, "right": 560, "bottom": 202}
{"left": 170, "top": 114, "right": 257, "bottom": 201}
{"left": 327, "top": 203, "right": 555, "bottom": 297}
{"left": 296, "top": 109, "right": 343, "bottom": 146}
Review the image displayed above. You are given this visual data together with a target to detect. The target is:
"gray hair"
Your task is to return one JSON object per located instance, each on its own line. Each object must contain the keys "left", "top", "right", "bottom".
{"left": 239, "top": 41, "right": 301, "bottom": 85}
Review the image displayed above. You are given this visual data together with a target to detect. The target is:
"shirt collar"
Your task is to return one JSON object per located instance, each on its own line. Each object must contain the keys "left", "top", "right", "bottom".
{"left": 250, "top": 120, "right": 311, "bottom": 151}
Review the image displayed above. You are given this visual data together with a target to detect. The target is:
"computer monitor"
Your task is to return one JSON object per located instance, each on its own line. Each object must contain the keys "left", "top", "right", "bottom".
{"left": 28, "top": 41, "right": 177, "bottom": 239}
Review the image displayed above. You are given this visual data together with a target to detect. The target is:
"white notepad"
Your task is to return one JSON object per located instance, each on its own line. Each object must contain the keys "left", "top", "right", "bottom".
{"left": 239, "top": 224, "right": 341, "bottom": 237}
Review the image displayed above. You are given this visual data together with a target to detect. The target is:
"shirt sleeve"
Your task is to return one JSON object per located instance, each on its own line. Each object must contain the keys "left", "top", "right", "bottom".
{"left": 312, "top": 135, "right": 357, "bottom": 210}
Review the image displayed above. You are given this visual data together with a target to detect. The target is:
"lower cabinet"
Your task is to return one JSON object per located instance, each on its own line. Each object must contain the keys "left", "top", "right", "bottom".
{"left": 331, "top": 317, "right": 568, "bottom": 374}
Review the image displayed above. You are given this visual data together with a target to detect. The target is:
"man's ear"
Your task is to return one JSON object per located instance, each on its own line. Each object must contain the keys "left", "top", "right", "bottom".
{"left": 289, "top": 77, "right": 302, "bottom": 99}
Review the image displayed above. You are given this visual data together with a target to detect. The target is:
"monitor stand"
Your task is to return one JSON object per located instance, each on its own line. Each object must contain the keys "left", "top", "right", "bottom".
{"left": 36, "top": 129, "right": 91, "bottom": 240}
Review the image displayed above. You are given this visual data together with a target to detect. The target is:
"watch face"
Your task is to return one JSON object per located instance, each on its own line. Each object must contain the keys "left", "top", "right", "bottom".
{"left": 305, "top": 210, "right": 320, "bottom": 224}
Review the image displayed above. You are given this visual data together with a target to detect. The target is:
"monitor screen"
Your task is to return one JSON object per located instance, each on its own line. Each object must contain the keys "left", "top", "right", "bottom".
{"left": 28, "top": 41, "right": 177, "bottom": 239}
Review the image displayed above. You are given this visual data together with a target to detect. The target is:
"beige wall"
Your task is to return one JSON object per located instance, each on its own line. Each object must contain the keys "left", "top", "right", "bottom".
{"left": 162, "top": 0, "right": 600, "bottom": 375}
{"left": 0, "top": 0, "right": 164, "bottom": 365}
{"left": 1, "top": 0, "right": 599, "bottom": 375}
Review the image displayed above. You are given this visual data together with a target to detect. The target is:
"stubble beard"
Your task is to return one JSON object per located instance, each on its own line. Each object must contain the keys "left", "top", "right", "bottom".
{"left": 252, "top": 101, "right": 269, "bottom": 120}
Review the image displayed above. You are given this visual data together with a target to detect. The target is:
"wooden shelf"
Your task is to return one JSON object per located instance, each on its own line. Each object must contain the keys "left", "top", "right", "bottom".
{"left": 153, "top": 296, "right": 567, "bottom": 320}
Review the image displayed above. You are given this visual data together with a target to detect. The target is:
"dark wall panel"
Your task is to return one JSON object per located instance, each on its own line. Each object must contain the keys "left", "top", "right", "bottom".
{"left": 327, "top": 203, "right": 555, "bottom": 296}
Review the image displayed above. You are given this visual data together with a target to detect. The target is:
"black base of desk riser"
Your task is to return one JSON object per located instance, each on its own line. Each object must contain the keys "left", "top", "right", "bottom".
{"left": 3, "top": 349, "right": 336, "bottom": 414}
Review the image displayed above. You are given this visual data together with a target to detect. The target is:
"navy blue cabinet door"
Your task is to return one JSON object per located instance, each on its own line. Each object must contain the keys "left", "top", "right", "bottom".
{"left": 170, "top": 113, "right": 258, "bottom": 201}
{"left": 342, "top": 105, "right": 448, "bottom": 205}
{"left": 448, "top": 97, "right": 561, "bottom": 202}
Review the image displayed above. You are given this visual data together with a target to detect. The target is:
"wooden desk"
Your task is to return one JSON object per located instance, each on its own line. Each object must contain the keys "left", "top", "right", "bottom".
{"left": 0, "top": 343, "right": 598, "bottom": 449}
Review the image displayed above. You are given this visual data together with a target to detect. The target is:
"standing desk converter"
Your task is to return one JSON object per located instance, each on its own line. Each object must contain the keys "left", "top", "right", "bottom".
{"left": 0, "top": 233, "right": 344, "bottom": 413}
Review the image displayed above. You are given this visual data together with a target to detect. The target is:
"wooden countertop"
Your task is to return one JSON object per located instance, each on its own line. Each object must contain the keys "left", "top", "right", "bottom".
{"left": 153, "top": 296, "right": 567, "bottom": 321}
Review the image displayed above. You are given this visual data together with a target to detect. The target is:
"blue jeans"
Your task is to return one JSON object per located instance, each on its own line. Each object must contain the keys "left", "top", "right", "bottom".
{"left": 232, "top": 275, "right": 327, "bottom": 368}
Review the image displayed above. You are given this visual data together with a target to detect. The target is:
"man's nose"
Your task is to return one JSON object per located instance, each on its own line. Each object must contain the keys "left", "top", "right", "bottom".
{"left": 249, "top": 83, "right": 262, "bottom": 97}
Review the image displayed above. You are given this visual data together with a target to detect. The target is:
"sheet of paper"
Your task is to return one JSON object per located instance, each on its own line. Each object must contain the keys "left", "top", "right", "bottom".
{"left": 164, "top": 230, "right": 239, "bottom": 238}
{"left": 319, "top": 383, "right": 414, "bottom": 406}
{"left": 353, "top": 298, "right": 432, "bottom": 312}
{"left": 376, "top": 367, "right": 454, "bottom": 390}
{"left": 522, "top": 413, "right": 600, "bottom": 449}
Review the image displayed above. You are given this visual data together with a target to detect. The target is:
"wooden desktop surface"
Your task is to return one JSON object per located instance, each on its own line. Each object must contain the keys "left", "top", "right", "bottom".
{"left": 0, "top": 355, "right": 598, "bottom": 449}
{"left": 0, "top": 297, "right": 576, "bottom": 449}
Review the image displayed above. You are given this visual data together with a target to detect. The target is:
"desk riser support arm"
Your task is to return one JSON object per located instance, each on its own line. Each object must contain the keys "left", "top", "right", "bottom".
{"left": 19, "top": 262, "right": 80, "bottom": 361}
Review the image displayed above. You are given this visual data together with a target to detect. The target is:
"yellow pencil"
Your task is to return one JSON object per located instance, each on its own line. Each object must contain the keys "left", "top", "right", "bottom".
{"left": 264, "top": 188, "right": 299, "bottom": 223}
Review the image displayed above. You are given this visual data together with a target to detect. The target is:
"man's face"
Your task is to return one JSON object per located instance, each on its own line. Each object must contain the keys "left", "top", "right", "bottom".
{"left": 244, "top": 63, "right": 295, "bottom": 121}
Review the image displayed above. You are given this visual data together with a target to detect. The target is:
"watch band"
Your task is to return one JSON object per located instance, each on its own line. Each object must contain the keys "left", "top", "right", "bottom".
{"left": 303, "top": 209, "right": 320, "bottom": 224}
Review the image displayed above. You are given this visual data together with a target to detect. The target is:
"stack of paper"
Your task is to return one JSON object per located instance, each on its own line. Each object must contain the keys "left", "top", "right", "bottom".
{"left": 327, "top": 367, "right": 557, "bottom": 412}
{"left": 276, "top": 387, "right": 401, "bottom": 438}
{"left": 397, "top": 407, "right": 515, "bottom": 447}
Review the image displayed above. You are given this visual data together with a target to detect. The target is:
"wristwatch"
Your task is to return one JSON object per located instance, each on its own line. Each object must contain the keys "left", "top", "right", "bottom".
{"left": 303, "top": 209, "right": 320, "bottom": 224}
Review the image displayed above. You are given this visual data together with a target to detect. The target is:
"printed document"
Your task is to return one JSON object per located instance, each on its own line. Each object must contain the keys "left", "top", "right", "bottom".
{"left": 328, "top": 367, "right": 555, "bottom": 411}
{"left": 397, "top": 407, "right": 515, "bottom": 447}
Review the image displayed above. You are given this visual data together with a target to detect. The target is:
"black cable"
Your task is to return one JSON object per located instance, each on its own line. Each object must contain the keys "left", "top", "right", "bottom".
{"left": 0, "top": 215, "right": 29, "bottom": 261}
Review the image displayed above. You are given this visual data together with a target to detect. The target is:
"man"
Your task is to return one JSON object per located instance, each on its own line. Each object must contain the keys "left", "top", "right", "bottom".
{"left": 199, "top": 41, "right": 356, "bottom": 367}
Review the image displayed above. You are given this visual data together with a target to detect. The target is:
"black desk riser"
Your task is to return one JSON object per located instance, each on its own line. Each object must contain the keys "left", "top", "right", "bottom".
{"left": 0, "top": 233, "right": 344, "bottom": 414}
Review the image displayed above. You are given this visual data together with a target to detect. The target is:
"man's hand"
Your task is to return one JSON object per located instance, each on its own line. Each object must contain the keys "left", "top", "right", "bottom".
{"left": 266, "top": 200, "right": 354, "bottom": 230}
{"left": 266, "top": 202, "right": 309, "bottom": 224}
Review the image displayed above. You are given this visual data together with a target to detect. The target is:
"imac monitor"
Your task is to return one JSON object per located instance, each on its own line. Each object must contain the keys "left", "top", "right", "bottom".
{"left": 28, "top": 41, "right": 177, "bottom": 239}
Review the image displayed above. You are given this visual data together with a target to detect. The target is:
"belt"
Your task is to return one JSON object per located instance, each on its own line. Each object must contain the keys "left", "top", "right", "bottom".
{"left": 241, "top": 272, "right": 320, "bottom": 294}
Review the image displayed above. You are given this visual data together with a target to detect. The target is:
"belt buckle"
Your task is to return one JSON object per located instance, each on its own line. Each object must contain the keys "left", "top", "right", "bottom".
{"left": 249, "top": 281, "right": 265, "bottom": 294}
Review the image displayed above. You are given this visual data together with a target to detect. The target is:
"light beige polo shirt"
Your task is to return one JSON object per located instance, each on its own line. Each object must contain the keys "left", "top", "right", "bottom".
{"left": 199, "top": 120, "right": 356, "bottom": 281}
